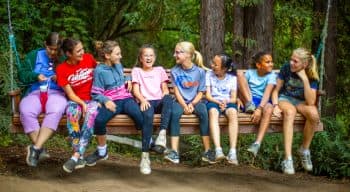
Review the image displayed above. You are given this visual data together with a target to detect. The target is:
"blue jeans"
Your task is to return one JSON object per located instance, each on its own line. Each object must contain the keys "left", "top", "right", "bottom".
{"left": 141, "top": 94, "right": 173, "bottom": 152}
{"left": 169, "top": 101, "right": 209, "bottom": 136}
{"left": 94, "top": 98, "right": 143, "bottom": 135}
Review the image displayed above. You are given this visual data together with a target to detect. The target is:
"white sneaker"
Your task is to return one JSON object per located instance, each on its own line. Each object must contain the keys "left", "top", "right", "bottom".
{"left": 226, "top": 152, "right": 239, "bottom": 165}
{"left": 298, "top": 148, "right": 313, "bottom": 172}
{"left": 281, "top": 159, "right": 295, "bottom": 175}
{"left": 140, "top": 152, "right": 151, "bottom": 175}
{"left": 155, "top": 131, "right": 166, "bottom": 148}
{"left": 215, "top": 149, "right": 226, "bottom": 161}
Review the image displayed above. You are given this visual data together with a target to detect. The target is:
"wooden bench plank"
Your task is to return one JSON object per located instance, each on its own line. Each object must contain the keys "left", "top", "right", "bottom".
{"left": 10, "top": 113, "right": 323, "bottom": 134}
{"left": 9, "top": 68, "right": 324, "bottom": 135}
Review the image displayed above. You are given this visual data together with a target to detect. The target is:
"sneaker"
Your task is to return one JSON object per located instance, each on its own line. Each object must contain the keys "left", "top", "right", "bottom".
{"left": 202, "top": 150, "right": 216, "bottom": 164}
{"left": 226, "top": 152, "right": 239, "bottom": 165}
{"left": 298, "top": 148, "right": 313, "bottom": 172}
{"left": 215, "top": 149, "right": 226, "bottom": 161}
{"left": 85, "top": 150, "right": 109, "bottom": 166}
{"left": 155, "top": 132, "right": 167, "bottom": 148}
{"left": 26, "top": 145, "right": 40, "bottom": 167}
{"left": 164, "top": 150, "right": 180, "bottom": 164}
{"left": 140, "top": 152, "right": 151, "bottom": 175}
{"left": 62, "top": 159, "right": 86, "bottom": 173}
{"left": 247, "top": 143, "right": 260, "bottom": 157}
{"left": 245, "top": 102, "right": 256, "bottom": 113}
{"left": 38, "top": 148, "right": 50, "bottom": 161}
{"left": 281, "top": 159, "right": 295, "bottom": 174}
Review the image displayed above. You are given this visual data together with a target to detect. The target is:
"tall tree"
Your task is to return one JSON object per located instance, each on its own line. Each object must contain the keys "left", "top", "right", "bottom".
{"left": 232, "top": 0, "right": 274, "bottom": 68}
{"left": 200, "top": 0, "right": 225, "bottom": 67}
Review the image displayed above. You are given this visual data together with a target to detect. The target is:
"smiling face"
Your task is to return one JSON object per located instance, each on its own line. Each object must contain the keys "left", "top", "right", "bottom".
{"left": 139, "top": 48, "right": 156, "bottom": 70}
{"left": 107, "top": 46, "right": 122, "bottom": 64}
{"left": 173, "top": 45, "right": 191, "bottom": 66}
{"left": 256, "top": 54, "right": 273, "bottom": 74}
{"left": 290, "top": 53, "right": 307, "bottom": 72}
{"left": 67, "top": 42, "right": 84, "bottom": 64}
{"left": 211, "top": 55, "right": 225, "bottom": 76}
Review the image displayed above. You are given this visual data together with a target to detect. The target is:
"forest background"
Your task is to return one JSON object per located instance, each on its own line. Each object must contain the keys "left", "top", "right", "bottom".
{"left": 0, "top": 0, "right": 348, "bottom": 179}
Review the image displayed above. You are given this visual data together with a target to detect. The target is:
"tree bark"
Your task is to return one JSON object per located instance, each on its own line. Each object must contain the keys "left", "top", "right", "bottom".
{"left": 200, "top": 0, "right": 225, "bottom": 67}
{"left": 323, "top": 0, "right": 337, "bottom": 116}
{"left": 232, "top": 0, "right": 273, "bottom": 69}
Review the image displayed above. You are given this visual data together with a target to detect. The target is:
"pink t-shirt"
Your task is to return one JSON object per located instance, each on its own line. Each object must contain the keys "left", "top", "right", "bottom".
{"left": 131, "top": 66, "right": 168, "bottom": 100}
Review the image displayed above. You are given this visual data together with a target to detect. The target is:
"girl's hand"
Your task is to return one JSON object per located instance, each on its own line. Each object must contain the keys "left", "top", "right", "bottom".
{"left": 140, "top": 100, "right": 151, "bottom": 111}
{"left": 81, "top": 102, "right": 88, "bottom": 117}
{"left": 251, "top": 108, "right": 262, "bottom": 124}
{"left": 105, "top": 100, "right": 117, "bottom": 112}
{"left": 126, "top": 81, "right": 132, "bottom": 92}
{"left": 38, "top": 74, "right": 48, "bottom": 82}
{"left": 51, "top": 75, "right": 57, "bottom": 82}
{"left": 236, "top": 98, "right": 243, "bottom": 112}
{"left": 273, "top": 105, "right": 282, "bottom": 118}
{"left": 184, "top": 103, "right": 193, "bottom": 114}
{"left": 219, "top": 101, "right": 226, "bottom": 112}
{"left": 296, "top": 69, "right": 308, "bottom": 80}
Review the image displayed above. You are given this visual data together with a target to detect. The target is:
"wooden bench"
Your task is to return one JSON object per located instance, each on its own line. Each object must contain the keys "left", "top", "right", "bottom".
{"left": 8, "top": 69, "right": 324, "bottom": 134}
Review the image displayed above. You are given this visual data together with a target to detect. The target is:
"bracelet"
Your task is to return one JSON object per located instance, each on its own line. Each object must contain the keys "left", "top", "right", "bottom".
{"left": 273, "top": 103, "right": 278, "bottom": 107}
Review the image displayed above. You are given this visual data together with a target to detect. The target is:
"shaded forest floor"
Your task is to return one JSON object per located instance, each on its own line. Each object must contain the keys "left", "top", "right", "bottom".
{"left": 0, "top": 145, "right": 349, "bottom": 192}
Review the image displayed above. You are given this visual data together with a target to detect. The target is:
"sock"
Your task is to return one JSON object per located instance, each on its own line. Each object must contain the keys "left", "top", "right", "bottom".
{"left": 215, "top": 147, "right": 223, "bottom": 153}
{"left": 71, "top": 156, "right": 78, "bottom": 162}
{"left": 33, "top": 145, "right": 40, "bottom": 150}
{"left": 303, "top": 149, "right": 310, "bottom": 156}
{"left": 254, "top": 141, "right": 261, "bottom": 145}
{"left": 97, "top": 145, "right": 107, "bottom": 156}
{"left": 287, "top": 156, "right": 293, "bottom": 161}
{"left": 229, "top": 148, "right": 236, "bottom": 154}
{"left": 159, "top": 129, "right": 166, "bottom": 135}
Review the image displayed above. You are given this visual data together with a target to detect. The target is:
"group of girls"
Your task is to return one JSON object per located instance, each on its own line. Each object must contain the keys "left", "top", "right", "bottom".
{"left": 19, "top": 32, "right": 320, "bottom": 176}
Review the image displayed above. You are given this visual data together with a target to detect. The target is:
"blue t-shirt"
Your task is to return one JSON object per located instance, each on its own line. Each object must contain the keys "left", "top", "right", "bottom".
{"left": 171, "top": 64, "right": 206, "bottom": 104}
{"left": 245, "top": 69, "right": 277, "bottom": 98}
{"left": 30, "top": 49, "right": 61, "bottom": 92}
{"left": 278, "top": 63, "right": 318, "bottom": 100}
{"left": 206, "top": 70, "right": 237, "bottom": 101}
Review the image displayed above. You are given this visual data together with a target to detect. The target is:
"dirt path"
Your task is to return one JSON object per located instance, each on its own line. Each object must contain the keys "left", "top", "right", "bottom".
{"left": 0, "top": 146, "right": 349, "bottom": 192}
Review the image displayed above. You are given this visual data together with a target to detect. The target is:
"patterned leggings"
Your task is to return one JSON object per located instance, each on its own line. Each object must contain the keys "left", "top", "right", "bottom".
{"left": 66, "top": 101, "right": 99, "bottom": 155}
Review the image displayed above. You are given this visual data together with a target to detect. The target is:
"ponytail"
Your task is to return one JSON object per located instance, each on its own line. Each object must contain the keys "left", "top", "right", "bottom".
{"left": 293, "top": 48, "right": 319, "bottom": 81}
{"left": 193, "top": 50, "right": 209, "bottom": 71}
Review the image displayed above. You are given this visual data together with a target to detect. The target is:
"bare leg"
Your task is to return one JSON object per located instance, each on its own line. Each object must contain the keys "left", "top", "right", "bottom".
{"left": 296, "top": 104, "right": 319, "bottom": 149}
{"left": 171, "top": 136, "right": 179, "bottom": 152}
{"left": 96, "top": 135, "right": 107, "bottom": 146}
{"left": 28, "top": 131, "right": 39, "bottom": 144}
{"left": 225, "top": 108, "right": 238, "bottom": 149}
{"left": 255, "top": 104, "right": 273, "bottom": 143}
{"left": 209, "top": 108, "right": 221, "bottom": 149}
{"left": 237, "top": 71, "right": 252, "bottom": 104}
{"left": 201, "top": 136, "right": 211, "bottom": 151}
{"left": 279, "top": 101, "right": 297, "bottom": 159}
{"left": 34, "top": 127, "right": 54, "bottom": 149}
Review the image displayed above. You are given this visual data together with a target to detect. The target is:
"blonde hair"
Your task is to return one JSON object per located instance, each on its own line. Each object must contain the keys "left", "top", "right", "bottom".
{"left": 293, "top": 48, "right": 319, "bottom": 81}
{"left": 176, "top": 41, "right": 209, "bottom": 71}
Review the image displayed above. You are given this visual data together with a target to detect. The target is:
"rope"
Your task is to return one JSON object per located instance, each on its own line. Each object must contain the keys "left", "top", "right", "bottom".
{"left": 318, "top": 0, "right": 331, "bottom": 113}
{"left": 7, "top": 0, "right": 21, "bottom": 91}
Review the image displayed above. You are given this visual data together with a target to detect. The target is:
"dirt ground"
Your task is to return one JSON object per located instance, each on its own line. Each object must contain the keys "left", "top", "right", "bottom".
{"left": 0, "top": 146, "right": 349, "bottom": 192}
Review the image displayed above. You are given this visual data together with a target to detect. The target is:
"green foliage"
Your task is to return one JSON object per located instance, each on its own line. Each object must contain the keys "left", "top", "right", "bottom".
{"left": 235, "top": 0, "right": 263, "bottom": 7}
{"left": 273, "top": 0, "right": 314, "bottom": 66}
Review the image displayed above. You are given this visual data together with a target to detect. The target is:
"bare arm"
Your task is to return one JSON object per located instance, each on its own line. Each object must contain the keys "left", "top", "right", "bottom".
{"left": 132, "top": 83, "right": 150, "bottom": 111}
{"left": 62, "top": 84, "right": 87, "bottom": 113}
{"left": 296, "top": 70, "right": 317, "bottom": 105}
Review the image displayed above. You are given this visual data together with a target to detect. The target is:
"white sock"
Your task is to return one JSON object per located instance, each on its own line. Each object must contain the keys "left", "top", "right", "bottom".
{"left": 71, "top": 156, "right": 78, "bottom": 162}
{"left": 97, "top": 145, "right": 107, "bottom": 156}
{"left": 215, "top": 147, "right": 223, "bottom": 153}
{"left": 229, "top": 148, "right": 236, "bottom": 154}
{"left": 287, "top": 156, "right": 293, "bottom": 161}
{"left": 254, "top": 141, "right": 261, "bottom": 145}
{"left": 159, "top": 129, "right": 166, "bottom": 136}
{"left": 303, "top": 149, "right": 310, "bottom": 156}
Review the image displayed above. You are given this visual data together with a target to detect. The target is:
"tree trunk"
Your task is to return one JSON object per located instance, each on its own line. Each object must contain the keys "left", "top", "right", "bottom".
{"left": 232, "top": 4, "right": 245, "bottom": 69}
{"left": 232, "top": 0, "right": 273, "bottom": 69}
{"left": 323, "top": 0, "right": 337, "bottom": 116}
{"left": 200, "top": 0, "right": 225, "bottom": 67}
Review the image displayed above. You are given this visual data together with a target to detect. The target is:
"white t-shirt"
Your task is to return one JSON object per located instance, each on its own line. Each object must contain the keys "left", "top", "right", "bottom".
{"left": 206, "top": 70, "right": 237, "bottom": 101}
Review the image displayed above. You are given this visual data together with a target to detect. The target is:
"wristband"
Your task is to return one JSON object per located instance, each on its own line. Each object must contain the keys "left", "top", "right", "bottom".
{"left": 273, "top": 103, "right": 278, "bottom": 107}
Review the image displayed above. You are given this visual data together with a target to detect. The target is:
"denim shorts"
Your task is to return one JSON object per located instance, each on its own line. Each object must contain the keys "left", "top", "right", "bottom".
{"left": 278, "top": 94, "right": 303, "bottom": 106}
{"left": 207, "top": 102, "right": 237, "bottom": 114}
